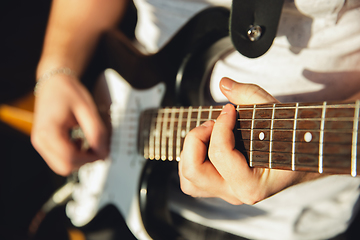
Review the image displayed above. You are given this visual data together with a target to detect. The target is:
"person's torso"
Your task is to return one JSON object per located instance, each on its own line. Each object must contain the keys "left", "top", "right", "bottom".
{"left": 131, "top": 1, "right": 360, "bottom": 239}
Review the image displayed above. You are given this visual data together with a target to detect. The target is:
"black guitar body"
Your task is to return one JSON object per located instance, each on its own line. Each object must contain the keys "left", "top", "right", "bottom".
{"left": 83, "top": 7, "right": 234, "bottom": 240}
{"left": 76, "top": 5, "right": 360, "bottom": 240}
{"left": 135, "top": 8, "right": 233, "bottom": 240}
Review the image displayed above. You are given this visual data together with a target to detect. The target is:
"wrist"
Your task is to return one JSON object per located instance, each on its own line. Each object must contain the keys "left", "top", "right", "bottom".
{"left": 34, "top": 67, "right": 77, "bottom": 96}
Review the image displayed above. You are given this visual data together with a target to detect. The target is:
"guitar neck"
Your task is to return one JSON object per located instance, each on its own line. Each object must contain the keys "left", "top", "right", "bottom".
{"left": 139, "top": 100, "right": 360, "bottom": 176}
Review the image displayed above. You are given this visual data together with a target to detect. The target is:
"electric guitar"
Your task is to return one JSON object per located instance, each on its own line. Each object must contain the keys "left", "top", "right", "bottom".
{"left": 68, "top": 67, "right": 360, "bottom": 238}
{"left": 66, "top": 7, "right": 360, "bottom": 240}
{"left": 1, "top": 7, "right": 359, "bottom": 240}
{"left": 66, "top": 7, "right": 234, "bottom": 240}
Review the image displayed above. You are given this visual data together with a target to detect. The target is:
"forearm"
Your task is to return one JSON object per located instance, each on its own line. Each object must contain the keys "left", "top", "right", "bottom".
{"left": 37, "top": 0, "right": 128, "bottom": 78}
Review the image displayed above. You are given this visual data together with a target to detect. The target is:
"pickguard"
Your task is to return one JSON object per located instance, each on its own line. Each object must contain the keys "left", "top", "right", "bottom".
{"left": 66, "top": 69, "right": 165, "bottom": 240}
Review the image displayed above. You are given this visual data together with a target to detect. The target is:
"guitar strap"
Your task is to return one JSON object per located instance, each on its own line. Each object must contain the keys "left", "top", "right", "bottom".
{"left": 230, "top": 0, "right": 285, "bottom": 58}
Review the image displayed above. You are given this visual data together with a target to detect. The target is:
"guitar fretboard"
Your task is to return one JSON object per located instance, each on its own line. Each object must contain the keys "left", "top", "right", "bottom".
{"left": 138, "top": 101, "right": 360, "bottom": 176}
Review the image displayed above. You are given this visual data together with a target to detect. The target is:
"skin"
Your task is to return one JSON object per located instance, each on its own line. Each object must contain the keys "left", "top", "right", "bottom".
{"left": 32, "top": 1, "right": 360, "bottom": 205}
{"left": 179, "top": 77, "right": 322, "bottom": 205}
{"left": 31, "top": 0, "right": 129, "bottom": 176}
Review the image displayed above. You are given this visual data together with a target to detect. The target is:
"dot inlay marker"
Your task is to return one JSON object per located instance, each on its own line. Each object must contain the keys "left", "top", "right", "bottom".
{"left": 259, "top": 132, "right": 265, "bottom": 141}
{"left": 304, "top": 132, "right": 312, "bottom": 143}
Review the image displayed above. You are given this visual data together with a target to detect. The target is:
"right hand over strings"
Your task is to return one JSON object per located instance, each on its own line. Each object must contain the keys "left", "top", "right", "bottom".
{"left": 31, "top": 73, "right": 109, "bottom": 176}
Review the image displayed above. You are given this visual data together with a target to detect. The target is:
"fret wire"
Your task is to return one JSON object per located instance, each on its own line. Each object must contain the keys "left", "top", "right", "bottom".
{"left": 269, "top": 104, "right": 276, "bottom": 168}
{"left": 168, "top": 107, "right": 176, "bottom": 161}
{"left": 155, "top": 110, "right": 162, "bottom": 160}
{"left": 148, "top": 112, "right": 156, "bottom": 160}
{"left": 250, "top": 104, "right": 256, "bottom": 167}
{"left": 236, "top": 105, "right": 240, "bottom": 121}
{"left": 351, "top": 100, "right": 359, "bottom": 177}
{"left": 186, "top": 107, "right": 193, "bottom": 134}
{"left": 142, "top": 113, "right": 149, "bottom": 159}
{"left": 319, "top": 102, "right": 327, "bottom": 173}
{"left": 292, "top": 103, "right": 299, "bottom": 171}
{"left": 161, "top": 108, "right": 169, "bottom": 160}
{"left": 176, "top": 107, "right": 184, "bottom": 161}
{"left": 196, "top": 106, "right": 202, "bottom": 127}
{"left": 209, "top": 106, "right": 213, "bottom": 120}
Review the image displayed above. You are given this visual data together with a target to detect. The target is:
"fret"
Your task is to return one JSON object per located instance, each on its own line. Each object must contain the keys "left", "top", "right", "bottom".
{"left": 138, "top": 101, "right": 359, "bottom": 176}
{"left": 196, "top": 106, "right": 202, "bottom": 127}
{"left": 292, "top": 103, "right": 299, "bottom": 171}
{"left": 251, "top": 151, "right": 352, "bottom": 174}
{"left": 269, "top": 104, "right": 276, "bottom": 168}
{"left": 161, "top": 108, "right": 169, "bottom": 160}
{"left": 211, "top": 106, "right": 222, "bottom": 119}
{"left": 236, "top": 105, "right": 240, "bottom": 122}
{"left": 319, "top": 102, "right": 327, "bottom": 173}
{"left": 326, "top": 106, "right": 356, "bottom": 118}
{"left": 176, "top": 107, "right": 184, "bottom": 161}
{"left": 351, "top": 100, "right": 359, "bottom": 177}
{"left": 186, "top": 107, "right": 192, "bottom": 134}
{"left": 142, "top": 111, "right": 150, "bottom": 159}
{"left": 154, "top": 110, "right": 162, "bottom": 160}
{"left": 208, "top": 106, "right": 213, "bottom": 120}
{"left": 249, "top": 105, "right": 256, "bottom": 167}
{"left": 241, "top": 137, "right": 355, "bottom": 153}
{"left": 148, "top": 111, "right": 157, "bottom": 160}
{"left": 168, "top": 107, "right": 176, "bottom": 161}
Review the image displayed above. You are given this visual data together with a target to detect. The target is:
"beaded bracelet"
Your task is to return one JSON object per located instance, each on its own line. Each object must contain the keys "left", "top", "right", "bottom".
{"left": 34, "top": 67, "right": 77, "bottom": 96}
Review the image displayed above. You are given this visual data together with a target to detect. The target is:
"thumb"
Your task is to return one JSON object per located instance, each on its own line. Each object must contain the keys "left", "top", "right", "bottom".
{"left": 71, "top": 83, "right": 109, "bottom": 159}
{"left": 219, "top": 77, "right": 279, "bottom": 105}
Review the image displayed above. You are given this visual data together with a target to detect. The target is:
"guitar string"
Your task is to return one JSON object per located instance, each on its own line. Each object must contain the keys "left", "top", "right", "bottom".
{"left": 150, "top": 102, "right": 359, "bottom": 112}
{"left": 140, "top": 104, "right": 359, "bottom": 173}
{"left": 141, "top": 117, "right": 359, "bottom": 133}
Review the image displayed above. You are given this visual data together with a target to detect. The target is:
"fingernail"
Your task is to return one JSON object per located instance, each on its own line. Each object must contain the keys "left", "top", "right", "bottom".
{"left": 221, "top": 78, "right": 234, "bottom": 91}
{"left": 201, "top": 120, "right": 214, "bottom": 127}
{"left": 220, "top": 104, "right": 231, "bottom": 115}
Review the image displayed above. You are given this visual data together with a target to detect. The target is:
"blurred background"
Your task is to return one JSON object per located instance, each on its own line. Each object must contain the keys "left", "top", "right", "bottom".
{"left": 1, "top": 1, "right": 360, "bottom": 240}
{"left": 0, "top": 1, "right": 137, "bottom": 239}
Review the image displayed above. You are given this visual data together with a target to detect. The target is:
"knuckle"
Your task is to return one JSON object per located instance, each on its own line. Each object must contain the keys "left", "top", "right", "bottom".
{"left": 53, "top": 158, "right": 77, "bottom": 176}
{"left": 54, "top": 165, "right": 73, "bottom": 176}
{"left": 30, "top": 132, "right": 40, "bottom": 150}
{"left": 185, "top": 125, "right": 206, "bottom": 140}
{"left": 31, "top": 128, "right": 47, "bottom": 151}
{"left": 242, "top": 197, "right": 258, "bottom": 205}
{"left": 246, "top": 83, "right": 262, "bottom": 93}
{"left": 179, "top": 180, "right": 195, "bottom": 196}
{"left": 208, "top": 147, "right": 226, "bottom": 161}
{"left": 179, "top": 181, "right": 190, "bottom": 195}
{"left": 234, "top": 189, "right": 262, "bottom": 205}
{"left": 185, "top": 129, "right": 197, "bottom": 140}
{"left": 180, "top": 164, "right": 197, "bottom": 182}
{"left": 244, "top": 83, "right": 263, "bottom": 98}
{"left": 226, "top": 198, "right": 243, "bottom": 206}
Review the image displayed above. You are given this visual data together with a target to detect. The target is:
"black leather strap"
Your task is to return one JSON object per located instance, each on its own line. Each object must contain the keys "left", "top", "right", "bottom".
{"left": 230, "top": 0, "right": 285, "bottom": 58}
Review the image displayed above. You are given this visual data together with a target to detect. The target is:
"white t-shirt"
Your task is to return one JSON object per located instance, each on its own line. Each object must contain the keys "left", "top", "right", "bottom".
{"left": 132, "top": 0, "right": 360, "bottom": 239}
